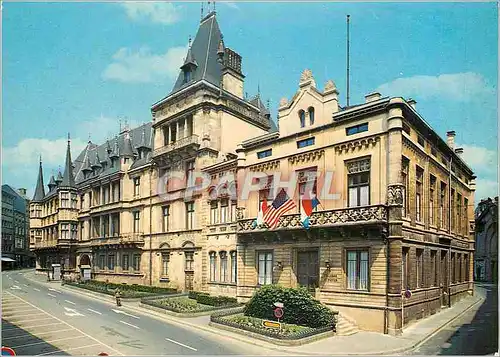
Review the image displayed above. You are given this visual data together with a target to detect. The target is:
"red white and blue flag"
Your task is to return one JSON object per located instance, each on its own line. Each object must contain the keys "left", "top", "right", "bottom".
{"left": 300, "top": 193, "right": 320, "bottom": 229}
{"left": 263, "top": 189, "right": 296, "bottom": 229}
{"left": 252, "top": 199, "right": 268, "bottom": 228}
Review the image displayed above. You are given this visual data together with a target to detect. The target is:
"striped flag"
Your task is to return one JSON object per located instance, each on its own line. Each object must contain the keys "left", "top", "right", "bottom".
{"left": 263, "top": 189, "right": 297, "bottom": 229}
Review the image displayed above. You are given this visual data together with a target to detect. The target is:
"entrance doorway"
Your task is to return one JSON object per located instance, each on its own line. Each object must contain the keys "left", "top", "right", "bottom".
{"left": 297, "top": 250, "right": 319, "bottom": 292}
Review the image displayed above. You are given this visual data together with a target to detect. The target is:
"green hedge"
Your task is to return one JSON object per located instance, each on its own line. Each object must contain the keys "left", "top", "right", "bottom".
{"left": 243, "top": 285, "right": 336, "bottom": 328}
{"left": 69, "top": 280, "right": 178, "bottom": 298}
{"left": 187, "top": 291, "right": 238, "bottom": 306}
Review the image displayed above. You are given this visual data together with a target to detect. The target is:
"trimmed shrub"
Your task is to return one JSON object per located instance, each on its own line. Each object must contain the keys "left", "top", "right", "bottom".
{"left": 243, "top": 285, "right": 336, "bottom": 328}
{"left": 196, "top": 294, "right": 238, "bottom": 307}
{"left": 188, "top": 291, "right": 209, "bottom": 300}
{"left": 72, "top": 280, "right": 178, "bottom": 297}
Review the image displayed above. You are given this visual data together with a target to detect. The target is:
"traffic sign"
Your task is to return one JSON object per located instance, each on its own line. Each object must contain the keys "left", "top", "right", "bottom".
{"left": 2, "top": 347, "right": 16, "bottom": 356}
{"left": 262, "top": 320, "right": 281, "bottom": 329}
{"left": 273, "top": 307, "right": 284, "bottom": 319}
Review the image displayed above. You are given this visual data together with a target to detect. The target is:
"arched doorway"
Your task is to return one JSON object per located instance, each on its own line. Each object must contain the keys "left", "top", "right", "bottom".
{"left": 79, "top": 254, "right": 92, "bottom": 281}
{"left": 80, "top": 254, "right": 91, "bottom": 266}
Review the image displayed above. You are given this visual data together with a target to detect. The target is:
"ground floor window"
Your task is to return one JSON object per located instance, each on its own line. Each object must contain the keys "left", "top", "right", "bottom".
{"left": 209, "top": 252, "right": 216, "bottom": 282}
{"left": 230, "top": 251, "right": 237, "bottom": 284}
{"left": 162, "top": 253, "right": 169, "bottom": 276}
{"left": 133, "top": 254, "right": 141, "bottom": 271}
{"left": 122, "top": 254, "right": 129, "bottom": 271}
{"left": 257, "top": 251, "right": 273, "bottom": 285}
{"left": 346, "top": 249, "right": 369, "bottom": 290}
{"left": 220, "top": 251, "right": 228, "bottom": 282}
{"left": 107, "top": 255, "right": 115, "bottom": 271}
{"left": 98, "top": 255, "right": 105, "bottom": 270}
{"left": 185, "top": 251, "right": 194, "bottom": 271}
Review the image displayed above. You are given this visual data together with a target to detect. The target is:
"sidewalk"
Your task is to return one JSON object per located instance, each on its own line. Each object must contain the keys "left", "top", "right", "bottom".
{"left": 23, "top": 271, "right": 485, "bottom": 356}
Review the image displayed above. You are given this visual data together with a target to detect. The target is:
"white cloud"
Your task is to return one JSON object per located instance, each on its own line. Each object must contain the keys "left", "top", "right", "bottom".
{"left": 120, "top": 2, "right": 181, "bottom": 25}
{"left": 376, "top": 72, "right": 493, "bottom": 101}
{"left": 474, "top": 178, "right": 498, "bottom": 203}
{"left": 459, "top": 144, "right": 498, "bottom": 174}
{"left": 221, "top": 2, "right": 240, "bottom": 9}
{"left": 76, "top": 115, "right": 141, "bottom": 144}
{"left": 102, "top": 46, "right": 188, "bottom": 83}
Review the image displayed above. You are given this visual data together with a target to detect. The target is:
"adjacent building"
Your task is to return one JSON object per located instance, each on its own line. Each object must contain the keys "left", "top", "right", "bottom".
{"left": 474, "top": 197, "right": 498, "bottom": 282}
{"left": 30, "top": 10, "right": 476, "bottom": 334}
{"left": 2, "top": 185, "right": 33, "bottom": 267}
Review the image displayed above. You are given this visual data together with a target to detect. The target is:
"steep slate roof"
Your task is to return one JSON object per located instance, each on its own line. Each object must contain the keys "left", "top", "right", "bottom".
{"left": 170, "top": 11, "right": 223, "bottom": 95}
{"left": 72, "top": 122, "right": 152, "bottom": 183}
{"left": 60, "top": 138, "right": 76, "bottom": 188}
{"left": 32, "top": 160, "right": 45, "bottom": 202}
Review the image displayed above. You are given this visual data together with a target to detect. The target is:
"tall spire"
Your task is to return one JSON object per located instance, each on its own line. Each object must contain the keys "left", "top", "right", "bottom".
{"left": 60, "top": 133, "right": 76, "bottom": 188}
{"left": 32, "top": 156, "right": 45, "bottom": 201}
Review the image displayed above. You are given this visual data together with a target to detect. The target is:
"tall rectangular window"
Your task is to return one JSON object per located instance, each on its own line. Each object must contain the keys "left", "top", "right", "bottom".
{"left": 440, "top": 182, "right": 446, "bottom": 229}
{"left": 231, "top": 251, "right": 237, "bottom": 284}
{"left": 457, "top": 194, "right": 462, "bottom": 235}
{"left": 210, "top": 201, "right": 218, "bottom": 225}
{"left": 71, "top": 224, "right": 78, "bottom": 240}
{"left": 402, "top": 247, "right": 409, "bottom": 289}
{"left": 429, "top": 175, "right": 436, "bottom": 226}
{"left": 162, "top": 206, "right": 170, "bottom": 232}
{"left": 298, "top": 167, "right": 318, "bottom": 216}
{"left": 431, "top": 250, "right": 438, "bottom": 286}
{"left": 230, "top": 201, "right": 237, "bottom": 222}
{"left": 133, "top": 177, "right": 140, "bottom": 197}
{"left": 464, "top": 198, "right": 469, "bottom": 236}
{"left": 185, "top": 251, "right": 194, "bottom": 271}
{"left": 416, "top": 249, "right": 424, "bottom": 288}
{"left": 347, "top": 158, "right": 370, "bottom": 207}
{"left": 257, "top": 251, "right": 273, "bottom": 285}
{"left": 451, "top": 189, "right": 456, "bottom": 232}
{"left": 451, "top": 253, "right": 456, "bottom": 283}
{"left": 133, "top": 254, "right": 141, "bottom": 271}
{"left": 464, "top": 254, "right": 469, "bottom": 282}
{"left": 185, "top": 202, "right": 195, "bottom": 230}
{"left": 162, "top": 254, "right": 169, "bottom": 276}
{"left": 416, "top": 166, "right": 423, "bottom": 222}
{"left": 122, "top": 254, "right": 129, "bottom": 271}
{"left": 61, "top": 192, "right": 69, "bottom": 208}
{"left": 61, "top": 224, "right": 69, "bottom": 239}
{"left": 220, "top": 199, "right": 229, "bottom": 223}
{"left": 107, "top": 255, "right": 115, "bottom": 271}
{"left": 402, "top": 158, "right": 409, "bottom": 217}
{"left": 220, "top": 252, "right": 228, "bottom": 282}
{"left": 209, "top": 252, "right": 216, "bottom": 282}
{"left": 185, "top": 160, "right": 195, "bottom": 187}
{"left": 458, "top": 254, "right": 462, "bottom": 282}
{"left": 99, "top": 255, "right": 105, "bottom": 270}
{"left": 133, "top": 211, "right": 140, "bottom": 233}
{"left": 346, "top": 250, "right": 369, "bottom": 291}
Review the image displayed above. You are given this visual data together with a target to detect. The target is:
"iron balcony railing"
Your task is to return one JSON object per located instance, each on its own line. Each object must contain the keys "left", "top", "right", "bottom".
{"left": 237, "top": 204, "right": 388, "bottom": 232}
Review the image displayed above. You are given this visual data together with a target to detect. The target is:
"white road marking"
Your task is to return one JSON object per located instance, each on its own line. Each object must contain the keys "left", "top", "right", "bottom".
{"left": 48, "top": 288, "right": 61, "bottom": 293}
{"left": 8, "top": 317, "right": 54, "bottom": 324}
{"left": 2, "top": 328, "right": 75, "bottom": 340}
{"left": 2, "top": 322, "right": 64, "bottom": 331}
{"left": 165, "top": 338, "right": 198, "bottom": 351}
{"left": 87, "top": 308, "right": 102, "bottom": 315}
{"left": 112, "top": 309, "right": 140, "bottom": 319}
{"left": 10, "top": 285, "right": 22, "bottom": 290}
{"left": 63, "top": 306, "right": 84, "bottom": 317}
{"left": 14, "top": 280, "right": 19, "bottom": 283}
{"left": 37, "top": 343, "right": 100, "bottom": 356}
{"left": 11, "top": 335, "right": 84, "bottom": 349}
{"left": 64, "top": 300, "right": 76, "bottom": 305}
{"left": 23, "top": 284, "right": 29, "bottom": 287}
{"left": 119, "top": 320, "right": 140, "bottom": 329}
{"left": 48, "top": 293, "right": 57, "bottom": 297}
{"left": 4, "top": 292, "right": 123, "bottom": 356}
{"left": 8, "top": 276, "right": 12, "bottom": 280}
{"left": 33, "top": 288, "right": 41, "bottom": 291}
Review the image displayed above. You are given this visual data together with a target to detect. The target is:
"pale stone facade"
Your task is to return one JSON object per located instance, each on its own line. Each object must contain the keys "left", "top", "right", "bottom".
{"left": 30, "top": 11, "right": 476, "bottom": 335}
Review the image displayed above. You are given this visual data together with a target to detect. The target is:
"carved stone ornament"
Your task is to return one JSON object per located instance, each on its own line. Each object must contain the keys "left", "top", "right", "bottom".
{"left": 300, "top": 69, "right": 313, "bottom": 83}
{"left": 387, "top": 184, "right": 405, "bottom": 206}
{"left": 279, "top": 97, "right": 289, "bottom": 107}
{"left": 324, "top": 80, "right": 337, "bottom": 92}
{"left": 236, "top": 207, "right": 245, "bottom": 220}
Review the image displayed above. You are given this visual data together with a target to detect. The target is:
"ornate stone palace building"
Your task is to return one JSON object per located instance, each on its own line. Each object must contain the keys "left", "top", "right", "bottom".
{"left": 30, "top": 11, "right": 476, "bottom": 335}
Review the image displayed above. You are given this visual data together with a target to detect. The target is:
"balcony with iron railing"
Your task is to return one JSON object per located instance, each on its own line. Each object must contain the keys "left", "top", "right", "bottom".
{"left": 153, "top": 135, "right": 200, "bottom": 158}
{"left": 89, "top": 233, "right": 145, "bottom": 246}
{"left": 237, "top": 204, "right": 388, "bottom": 233}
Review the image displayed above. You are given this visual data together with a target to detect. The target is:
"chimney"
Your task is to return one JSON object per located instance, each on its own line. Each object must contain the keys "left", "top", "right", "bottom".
{"left": 407, "top": 98, "right": 417, "bottom": 109}
{"left": 365, "top": 92, "right": 382, "bottom": 103}
{"left": 221, "top": 47, "right": 245, "bottom": 99}
{"left": 446, "top": 131, "right": 456, "bottom": 149}
{"left": 18, "top": 188, "right": 27, "bottom": 196}
{"left": 455, "top": 147, "right": 464, "bottom": 157}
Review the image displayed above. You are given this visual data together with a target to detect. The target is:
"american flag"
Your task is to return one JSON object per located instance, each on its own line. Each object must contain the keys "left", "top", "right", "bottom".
{"left": 263, "top": 189, "right": 297, "bottom": 229}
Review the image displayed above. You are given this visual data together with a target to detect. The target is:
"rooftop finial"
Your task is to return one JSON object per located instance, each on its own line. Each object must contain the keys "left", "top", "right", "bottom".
{"left": 67, "top": 132, "right": 70, "bottom": 142}
{"left": 267, "top": 99, "right": 270, "bottom": 109}
{"left": 188, "top": 35, "right": 192, "bottom": 48}
{"left": 39, "top": 154, "right": 42, "bottom": 164}
{"left": 213, "top": 0, "right": 216, "bottom": 11}
{"left": 257, "top": 83, "right": 261, "bottom": 98}
{"left": 119, "top": 118, "right": 122, "bottom": 133}
{"left": 88, "top": 133, "right": 91, "bottom": 143}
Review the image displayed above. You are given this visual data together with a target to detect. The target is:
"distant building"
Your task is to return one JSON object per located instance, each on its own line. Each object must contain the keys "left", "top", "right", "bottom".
{"left": 474, "top": 197, "right": 498, "bottom": 282}
{"left": 2, "top": 185, "right": 34, "bottom": 267}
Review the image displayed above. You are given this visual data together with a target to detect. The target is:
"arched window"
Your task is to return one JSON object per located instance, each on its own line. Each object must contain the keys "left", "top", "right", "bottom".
{"left": 308, "top": 107, "right": 315, "bottom": 125}
{"left": 299, "top": 110, "right": 305, "bottom": 128}
{"left": 209, "top": 251, "right": 217, "bottom": 282}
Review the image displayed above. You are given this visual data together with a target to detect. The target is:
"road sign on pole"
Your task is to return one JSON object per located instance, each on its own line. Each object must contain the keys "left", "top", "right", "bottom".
{"left": 273, "top": 307, "right": 284, "bottom": 319}
{"left": 2, "top": 347, "right": 16, "bottom": 356}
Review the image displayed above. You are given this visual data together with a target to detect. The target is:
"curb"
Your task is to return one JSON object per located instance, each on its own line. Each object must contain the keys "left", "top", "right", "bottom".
{"left": 21, "top": 272, "right": 486, "bottom": 356}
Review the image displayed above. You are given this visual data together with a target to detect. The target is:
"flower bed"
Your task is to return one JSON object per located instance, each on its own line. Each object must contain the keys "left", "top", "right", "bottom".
{"left": 65, "top": 280, "right": 178, "bottom": 298}
{"left": 142, "top": 292, "right": 240, "bottom": 314}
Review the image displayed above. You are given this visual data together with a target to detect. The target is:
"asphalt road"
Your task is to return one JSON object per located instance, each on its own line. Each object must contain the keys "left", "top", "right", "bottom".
{"left": 1, "top": 270, "right": 264, "bottom": 356}
{"left": 408, "top": 283, "right": 498, "bottom": 355}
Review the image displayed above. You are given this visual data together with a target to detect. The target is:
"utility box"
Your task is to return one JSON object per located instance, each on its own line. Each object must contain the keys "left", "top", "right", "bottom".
{"left": 52, "top": 264, "right": 61, "bottom": 281}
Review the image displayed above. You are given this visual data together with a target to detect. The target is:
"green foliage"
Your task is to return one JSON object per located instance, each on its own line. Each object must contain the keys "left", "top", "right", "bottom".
{"left": 243, "top": 285, "right": 336, "bottom": 328}
{"left": 226, "top": 314, "right": 313, "bottom": 336}
{"left": 72, "top": 280, "right": 178, "bottom": 298}
{"left": 188, "top": 291, "right": 238, "bottom": 306}
{"left": 157, "top": 297, "right": 201, "bottom": 312}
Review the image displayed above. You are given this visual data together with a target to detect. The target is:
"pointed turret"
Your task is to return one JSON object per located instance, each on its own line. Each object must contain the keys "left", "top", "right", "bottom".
{"left": 106, "top": 139, "right": 112, "bottom": 155}
{"left": 82, "top": 155, "right": 92, "bottom": 175}
{"left": 55, "top": 170, "right": 63, "bottom": 186}
{"left": 110, "top": 137, "right": 120, "bottom": 159}
{"left": 60, "top": 134, "right": 76, "bottom": 188}
{"left": 121, "top": 130, "right": 135, "bottom": 158}
{"left": 48, "top": 175, "right": 57, "bottom": 192}
{"left": 136, "top": 125, "right": 150, "bottom": 151}
{"left": 91, "top": 151, "right": 102, "bottom": 169}
{"left": 32, "top": 157, "right": 45, "bottom": 202}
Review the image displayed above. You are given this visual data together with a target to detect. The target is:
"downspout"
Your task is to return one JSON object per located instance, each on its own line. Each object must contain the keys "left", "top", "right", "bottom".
{"left": 384, "top": 231, "right": 389, "bottom": 334}
{"left": 448, "top": 155, "right": 453, "bottom": 307}
{"left": 149, "top": 164, "right": 154, "bottom": 286}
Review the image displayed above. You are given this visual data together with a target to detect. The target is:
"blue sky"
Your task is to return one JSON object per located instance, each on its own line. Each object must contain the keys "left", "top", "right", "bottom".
{"left": 2, "top": 1, "right": 498, "bottom": 202}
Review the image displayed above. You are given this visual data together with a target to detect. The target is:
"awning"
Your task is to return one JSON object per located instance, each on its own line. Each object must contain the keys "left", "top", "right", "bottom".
{"left": 1, "top": 257, "right": 16, "bottom": 262}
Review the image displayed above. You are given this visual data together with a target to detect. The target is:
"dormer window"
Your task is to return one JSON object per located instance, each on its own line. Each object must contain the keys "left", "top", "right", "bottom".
{"left": 183, "top": 69, "right": 192, "bottom": 84}
{"left": 299, "top": 110, "right": 305, "bottom": 128}
{"left": 308, "top": 107, "right": 315, "bottom": 125}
